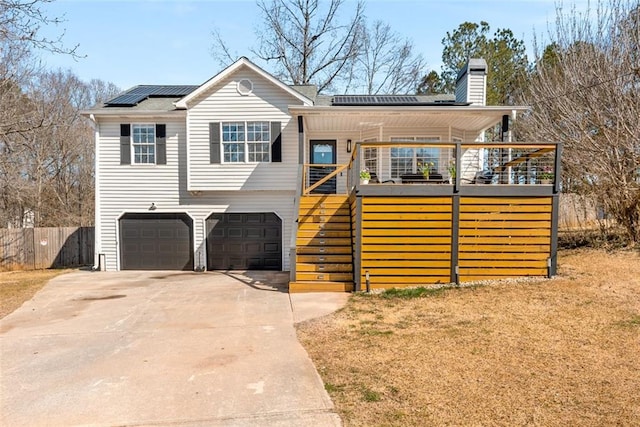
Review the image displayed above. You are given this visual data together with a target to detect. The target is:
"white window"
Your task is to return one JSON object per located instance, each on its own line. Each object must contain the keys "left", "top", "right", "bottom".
{"left": 362, "top": 139, "right": 378, "bottom": 178}
{"left": 222, "top": 121, "right": 270, "bottom": 163}
{"left": 222, "top": 122, "right": 245, "bottom": 163}
{"left": 132, "top": 124, "right": 155, "bottom": 164}
{"left": 247, "top": 122, "right": 270, "bottom": 162}
{"left": 390, "top": 137, "right": 440, "bottom": 178}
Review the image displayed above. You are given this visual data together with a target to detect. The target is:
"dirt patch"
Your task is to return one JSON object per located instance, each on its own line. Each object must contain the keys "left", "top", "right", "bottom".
{"left": 297, "top": 249, "right": 640, "bottom": 426}
{"left": 0, "top": 269, "right": 70, "bottom": 319}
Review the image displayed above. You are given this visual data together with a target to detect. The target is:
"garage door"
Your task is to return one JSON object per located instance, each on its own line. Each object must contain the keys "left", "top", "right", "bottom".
{"left": 119, "top": 213, "right": 193, "bottom": 270}
{"left": 206, "top": 213, "right": 282, "bottom": 270}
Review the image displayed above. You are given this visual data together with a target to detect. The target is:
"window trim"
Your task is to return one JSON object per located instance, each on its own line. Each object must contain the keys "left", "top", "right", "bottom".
{"left": 221, "top": 121, "right": 271, "bottom": 164}
{"left": 131, "top": 123, "right": 157, "bottom": 165}
{"left": 389, "top": 136, "right": 441, "bottom": 178}
{"left": 362, "top": 138, "right": 378, "bottom": 176}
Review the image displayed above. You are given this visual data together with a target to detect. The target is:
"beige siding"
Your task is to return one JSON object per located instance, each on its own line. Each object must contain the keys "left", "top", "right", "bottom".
{"left": 95, "top": 117, "right": 295, "bottom": 271}
{"left": 468, "top": 73, "right": 487, "bottom": 105}
{"left": 455, "top": 70, "right": 486, "bottom": 106}
{"left": 455, "top": 66, "right": 486, "bottom": 152}
{"left": 455, "top": 73, "right": 468, "bottom": 103}
{"left": 460, "top": 148, "right": 482, "bottom": 181}
{"left": 187, "top": 68, "right": 304, "bottom": 191}
{"left": 96, "top": 118, "right": 184, "bottom": 271}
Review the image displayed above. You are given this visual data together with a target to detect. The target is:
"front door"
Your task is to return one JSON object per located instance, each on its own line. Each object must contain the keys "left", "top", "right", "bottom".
{"left": 309, "top": 140, "right": 337, "bottom": 194}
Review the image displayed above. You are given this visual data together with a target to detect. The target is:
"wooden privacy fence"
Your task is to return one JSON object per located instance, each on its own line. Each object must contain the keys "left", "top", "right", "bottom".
{"left": 559, "top": 193, "right": 600, "bottom": 230}
{"left": 0, "top": 227, "right": 94, "bottom": 270}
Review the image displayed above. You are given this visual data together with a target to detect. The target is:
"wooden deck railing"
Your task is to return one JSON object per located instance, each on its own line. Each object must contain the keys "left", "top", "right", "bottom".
{"left": 299, "top": 141, "right": 561, "bottom": 196}
{"left": 296, "top": 140, "right": 562, "bottom": 290}
{"left": 302, "top": 163, "right": 349, "bottom": 195}
{"left": 347, "top": 141, "right": 561, "bottom": 191}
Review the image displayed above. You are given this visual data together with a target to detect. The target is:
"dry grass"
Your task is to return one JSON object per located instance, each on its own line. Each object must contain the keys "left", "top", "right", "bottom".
{"left": 0, "top": 269, "right": 70, "bottom": 319}
{"left": 298, "top": 249, "right": 640, "bottom": 426}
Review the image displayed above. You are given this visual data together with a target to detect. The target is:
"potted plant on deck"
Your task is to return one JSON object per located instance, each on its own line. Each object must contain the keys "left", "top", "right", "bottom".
{"left": 448, "top": 161, "right": 456, "bottom": 184}
{"left": 418, "top": 162, "right": 435, "bottom": 179}
{"left": 360, "top": 168, "right": 371, "bottom": 184}
{"left": 539, "top": 166, "right": 553, "bottom": 184}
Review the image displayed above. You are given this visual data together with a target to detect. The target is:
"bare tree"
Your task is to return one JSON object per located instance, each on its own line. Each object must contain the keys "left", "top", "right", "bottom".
{"left": 350, "top": 20, "right": 425, "bottom": 94}
{"left": 0, "top": 40, "right": 41, "bottom": 140}
{"left": 0, "top": 0, "right": 101, "bottom": 228}
{"left": 1, "top": 0, "right": 78, "bottom": 161}
{"left": 210, "top": 27, "right": 237, "bottom": 66}
{"left": 1, "top": 0, "right": 80, "bottom": 142}
{"left": 0, "top": 0, "right": 78, "bottom": 55}
{"left": 0, "top": 70, "right": 119, "bottom": 227}
{"left": 522, "top": 0, "right": 640, "bottom": 242}
{"left": 212, "top": 0, "right": 364, "bottom": 93}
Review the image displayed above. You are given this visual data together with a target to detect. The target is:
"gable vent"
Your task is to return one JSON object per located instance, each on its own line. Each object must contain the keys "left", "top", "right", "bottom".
{"left": 237, "top": 79, "right": 253, "bottom": 96}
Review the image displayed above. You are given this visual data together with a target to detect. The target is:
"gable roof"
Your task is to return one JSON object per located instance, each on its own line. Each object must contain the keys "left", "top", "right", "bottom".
{"left": 174, "top": 57, "right": 313, "bottom": 109}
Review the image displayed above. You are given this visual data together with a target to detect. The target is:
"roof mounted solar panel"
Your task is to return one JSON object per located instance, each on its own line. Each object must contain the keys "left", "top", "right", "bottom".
{"left": 337, "top": 95, "right": 370, "bottom": 104}
{"left": 332, "top": 95, "right": 420, "bottom": 106}
{"left": 105, "top": 93, "right": 149, "bottom": 106}
{"left": 376, "top": 95, "right": 419, "bottom": 104}
{"left": 127, "top": 86, "right": 156, "bottom": 94}
{"left": 105, "top": 85, "right": 199, "bottom": 107}
{"left": 150, "top": 85, "right": 198, "bottom": 96}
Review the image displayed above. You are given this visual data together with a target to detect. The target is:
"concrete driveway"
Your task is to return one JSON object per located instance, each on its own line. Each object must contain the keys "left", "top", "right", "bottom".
{"left": 0, "top": 270, "right": 348, "bottom": 426}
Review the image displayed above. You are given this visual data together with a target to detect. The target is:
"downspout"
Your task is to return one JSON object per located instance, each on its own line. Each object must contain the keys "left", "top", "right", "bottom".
{"left": 290, "top": 164, "right": 303, "bottom": 283}
{"left": 549, "top": 143, "right": 563, "bottom": 277}
{"left": 352, "top": 145, "right": 362, "bottom": 291}
{"left": 89, "top": 114, "right": 103, "bottom": 271}
{"left": 290, "top": 115, "right": 306, "bottom": 282}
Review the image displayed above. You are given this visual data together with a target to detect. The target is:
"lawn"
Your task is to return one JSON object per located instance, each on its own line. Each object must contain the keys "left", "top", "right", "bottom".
{"left": 0, "top": 269, "right": 69, "bottom": 319}
{"left": 297, "top": 249, "right": 640, "bottom": 426}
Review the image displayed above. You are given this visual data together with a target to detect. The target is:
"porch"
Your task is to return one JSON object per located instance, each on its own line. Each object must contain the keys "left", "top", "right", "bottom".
{"left": 289, "top": 141, "right": 561, "bottom": 292}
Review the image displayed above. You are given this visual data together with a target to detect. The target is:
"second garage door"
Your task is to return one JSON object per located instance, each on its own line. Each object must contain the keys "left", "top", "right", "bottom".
{"left": 206, "top": 213, "right": 282, "bottom": 270}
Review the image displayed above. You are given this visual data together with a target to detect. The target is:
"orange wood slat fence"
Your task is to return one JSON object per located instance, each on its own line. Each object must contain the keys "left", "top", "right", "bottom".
{"left": 359, "top": 197, "right": 453, "bottom": 289}
{"left": 356, "top": 196, "right": 554, "bottom": 289}
{"left": 458, "top": 197, "right": 552, "bottom": 281}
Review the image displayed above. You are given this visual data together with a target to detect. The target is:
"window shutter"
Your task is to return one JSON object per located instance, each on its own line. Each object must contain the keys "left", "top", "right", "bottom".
{"left": 120, "top": 124, "right": 131, "bottom": 165}
{"left": 209, "top": 122, "right": 221, "bottom": 164}
{"left": 155, "top": 124, "right": 166, "bottom": 165}
{"left": 271, "top": 121, "right": 282, "bottom": 162}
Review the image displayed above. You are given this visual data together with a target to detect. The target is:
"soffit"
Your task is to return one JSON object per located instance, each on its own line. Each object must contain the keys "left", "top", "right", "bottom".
{"left": 289, "top": 106, "right": 529, "bottom": 133}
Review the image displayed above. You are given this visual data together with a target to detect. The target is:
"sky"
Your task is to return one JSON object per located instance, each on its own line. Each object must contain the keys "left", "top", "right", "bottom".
{"left": 37, "top": 0, "right": 585, "bottom": 91}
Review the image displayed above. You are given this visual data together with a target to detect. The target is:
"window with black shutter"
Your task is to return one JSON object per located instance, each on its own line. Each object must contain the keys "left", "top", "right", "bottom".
{"left": 210, "top": 121, "right": 281, "bottom": 163}
{"left": 120, "top": 123, "right": 166, "bottom": 165}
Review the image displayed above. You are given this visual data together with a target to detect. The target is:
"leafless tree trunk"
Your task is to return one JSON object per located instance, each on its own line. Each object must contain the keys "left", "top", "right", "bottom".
{"left": 522, "top": 0, "right": 640, "bottom": 243}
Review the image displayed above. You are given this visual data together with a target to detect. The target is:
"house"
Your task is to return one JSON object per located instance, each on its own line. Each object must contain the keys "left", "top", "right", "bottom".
{"left": 83, "top": 57, "right": 560, "bottom": 292}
